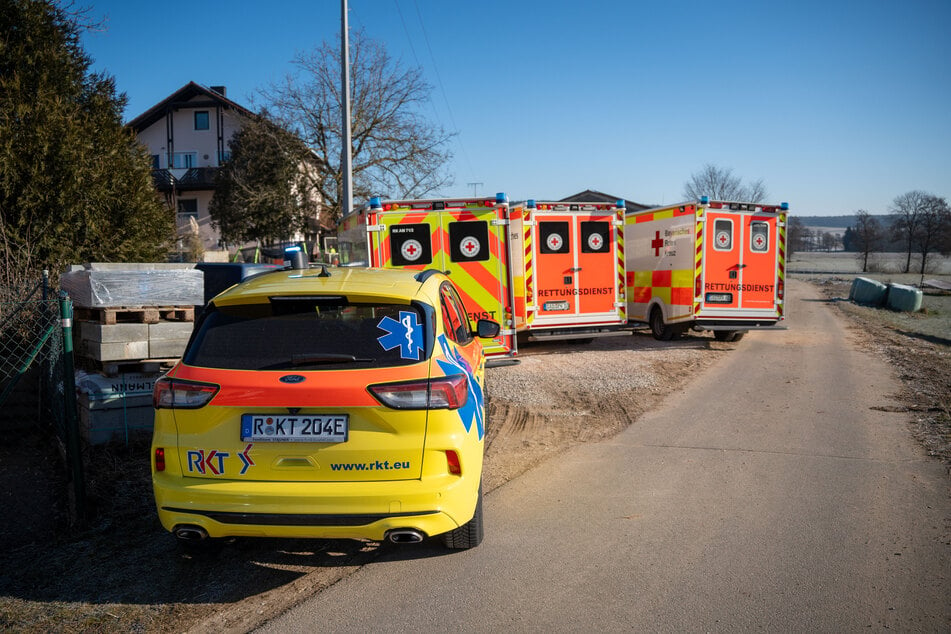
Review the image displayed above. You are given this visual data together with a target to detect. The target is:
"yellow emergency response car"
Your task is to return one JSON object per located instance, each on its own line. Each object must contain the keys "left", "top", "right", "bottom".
{"left": 151, "top": 263, "right": 498, "bottom": 550}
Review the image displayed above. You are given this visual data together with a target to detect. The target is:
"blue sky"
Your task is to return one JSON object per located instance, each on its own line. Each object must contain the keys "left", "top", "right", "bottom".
{"left": 80, "top": 0, "right": 950, "bottom": 216}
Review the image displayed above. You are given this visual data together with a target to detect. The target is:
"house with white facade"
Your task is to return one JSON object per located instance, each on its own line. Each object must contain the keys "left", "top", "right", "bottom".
{"left": 128, "top": 82, "right": 326, "bottom": 262}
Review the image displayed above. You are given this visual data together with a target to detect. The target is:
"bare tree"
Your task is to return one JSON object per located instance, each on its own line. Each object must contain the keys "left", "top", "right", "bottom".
{"left": 852, "top": 210, "right": 882, "bottom": 273}
{"left": 744, "top": 178, "right": 769, "bottom": 204}
{"left": 891, "top": 190, "right": 929, "bottom": 273}
{"left": 683, "top": 164, "right": 769, "bottom": 202}
{"left": 264, "top": 29, "right": 454, "bottom": 223}
{"left": 913, "top": 194, "right": 950, "bottom": 278}
{"left": 786, "top": 216, "right": 806, "bottom": 255}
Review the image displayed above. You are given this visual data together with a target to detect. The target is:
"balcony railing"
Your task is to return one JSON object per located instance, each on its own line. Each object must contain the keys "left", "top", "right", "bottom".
{"left": 150, "top": 167, "right": 220, "bottom": 192}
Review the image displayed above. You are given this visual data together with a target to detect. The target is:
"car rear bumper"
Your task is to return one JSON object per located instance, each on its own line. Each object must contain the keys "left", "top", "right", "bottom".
{"left": 152, "top": 472, "right": 478, "bottom": 540}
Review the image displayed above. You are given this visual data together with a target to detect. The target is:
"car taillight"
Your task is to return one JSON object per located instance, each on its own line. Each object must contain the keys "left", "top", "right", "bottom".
{"left": 369, "top": 375, "right": 468, "bottom": 410}
{"left": 153, "top": 378, "right": 219, "bottom": 409}
{"left": 154, "top": 447, "right": 165, "bottom": 472}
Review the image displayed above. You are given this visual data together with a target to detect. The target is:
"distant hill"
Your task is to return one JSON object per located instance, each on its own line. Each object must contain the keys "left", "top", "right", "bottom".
{"left": 799, "top": 215, "right": 857, "bottom": 228}
{"left": 799, "top": 214, "right": 901, "bottom": 230}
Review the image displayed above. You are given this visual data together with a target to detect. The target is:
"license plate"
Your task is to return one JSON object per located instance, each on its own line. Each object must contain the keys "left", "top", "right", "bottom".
{"left": 705, "top": 293, "right": 733, "bottom": 304}
{"left": 543, "top": 300, "right": 570, "bottom": 311}
{"left": 241, "top": 414, "right": 349, "bottom": 442}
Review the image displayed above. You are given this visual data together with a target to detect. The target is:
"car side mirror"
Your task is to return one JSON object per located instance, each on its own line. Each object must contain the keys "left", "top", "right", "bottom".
{"left": 475, "top": 319, "right": 500, "bottom": 338}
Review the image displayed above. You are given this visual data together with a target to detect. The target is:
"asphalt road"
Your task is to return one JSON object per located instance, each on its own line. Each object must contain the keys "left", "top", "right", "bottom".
{"left": 258, "top": 281, "right": 951, "bottom": 632}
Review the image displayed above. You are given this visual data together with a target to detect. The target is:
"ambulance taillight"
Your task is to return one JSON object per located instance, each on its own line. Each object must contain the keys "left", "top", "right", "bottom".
{"left": 777, "top": 278, "right": 784, "bottom": 301}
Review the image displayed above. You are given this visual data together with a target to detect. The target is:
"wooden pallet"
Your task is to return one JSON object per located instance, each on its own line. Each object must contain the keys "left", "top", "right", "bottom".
{"left": 74, "top": 306, "right": 195, "bottom": 325}
{"left": 77, "top": 356, "right": 180, "bottom": 377}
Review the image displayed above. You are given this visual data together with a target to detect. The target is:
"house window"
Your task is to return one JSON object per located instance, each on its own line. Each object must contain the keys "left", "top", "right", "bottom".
{"left": 177, "top": 199, "right": 199, "bottom": 225}
{"left": 172, "top": 152, "right": 197, "bottom": 169}
{"left": 151, "top": 154, "right": 160, "bottom": 169}
{"left": 194, "top": 111, "right": 209, "bottom": 130}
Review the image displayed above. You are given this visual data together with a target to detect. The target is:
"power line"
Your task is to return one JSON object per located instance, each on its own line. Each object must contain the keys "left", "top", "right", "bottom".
{"left": 407, "top": 0, "right": 476, "bottom": 186}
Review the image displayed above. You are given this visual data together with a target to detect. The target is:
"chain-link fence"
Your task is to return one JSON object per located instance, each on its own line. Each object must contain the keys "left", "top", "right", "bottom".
{"left": 0, "top": 272, "right": 85, "bottom": 522}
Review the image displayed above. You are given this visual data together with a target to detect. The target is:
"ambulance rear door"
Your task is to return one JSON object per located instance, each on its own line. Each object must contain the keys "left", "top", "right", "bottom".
{"left": 529, "top": 203, "right": 623, "bottom": 329}
{"left": 436, "top": 202, "right": 515, "bottom": 357}
{"left": 700, "top": 204, "right": 782, "bottom": 320}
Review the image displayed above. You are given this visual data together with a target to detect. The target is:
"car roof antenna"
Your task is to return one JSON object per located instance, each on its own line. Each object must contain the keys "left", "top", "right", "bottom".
{"left": 317, "top": 264, "right": 331, "bottom": 278}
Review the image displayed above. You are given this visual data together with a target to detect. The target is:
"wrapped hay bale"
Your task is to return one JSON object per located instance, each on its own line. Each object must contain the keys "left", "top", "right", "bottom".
{"left": 849, "top": 277, "right": 888, "bottom": 306}
{"left": 885, "top": 283, "right": 923, "bottom": 312}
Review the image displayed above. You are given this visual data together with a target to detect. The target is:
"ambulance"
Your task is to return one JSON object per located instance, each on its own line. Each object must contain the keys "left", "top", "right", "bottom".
{"left": 625, "top": 197, "right": 788, "bottom": 342}
{"left": 508, "top": 199, "right": 627, "bottom": 339}
{"left": 336, "top": 194, "right": 517, "bottom": 358}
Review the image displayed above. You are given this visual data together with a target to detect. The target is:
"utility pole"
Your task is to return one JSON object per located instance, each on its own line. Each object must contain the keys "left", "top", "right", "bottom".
{"left": 467, "top": 182, "right": 483, "bottom": 197}
{"left": 341, "top": 0, "right": 353, "bottom": 219}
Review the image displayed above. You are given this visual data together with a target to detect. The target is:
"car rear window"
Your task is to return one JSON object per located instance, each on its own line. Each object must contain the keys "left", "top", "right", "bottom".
{"left": 184, "top": 297, "right": 430, "bottom": 370}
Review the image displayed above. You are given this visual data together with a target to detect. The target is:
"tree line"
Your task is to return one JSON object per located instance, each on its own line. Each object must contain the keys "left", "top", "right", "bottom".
{"left": 786, "top": 192, "right": 951, "bottom": 275}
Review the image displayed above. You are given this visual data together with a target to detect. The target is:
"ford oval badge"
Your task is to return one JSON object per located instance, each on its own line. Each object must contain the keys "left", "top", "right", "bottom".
{"left": 279, "top": 375, "right": 306, "bottom": 384}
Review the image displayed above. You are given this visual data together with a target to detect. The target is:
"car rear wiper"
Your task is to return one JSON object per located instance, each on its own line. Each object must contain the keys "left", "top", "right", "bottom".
{"left": 291, "top": 353, "right": 375, "bottom": 366}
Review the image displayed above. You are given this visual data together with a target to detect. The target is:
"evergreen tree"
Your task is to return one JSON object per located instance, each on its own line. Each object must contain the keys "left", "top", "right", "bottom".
{"left": 0, "top": 0, "right": 173, "bottom": 288}
{"left": 209, "top": 114, "right": 320, "bottom": 247}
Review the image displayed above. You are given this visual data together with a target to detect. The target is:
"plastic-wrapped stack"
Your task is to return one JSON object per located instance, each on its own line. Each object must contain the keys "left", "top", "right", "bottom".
{"left": 61, "top": 263, "right": 203, "bottom": 371}
{"left": 62, "top": 263, "right": 204, "bottom": 443}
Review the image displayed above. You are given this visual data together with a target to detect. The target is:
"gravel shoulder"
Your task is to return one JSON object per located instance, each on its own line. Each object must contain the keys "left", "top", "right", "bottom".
{"left": 0, "top": 277, "right": 948, "bottom": 633}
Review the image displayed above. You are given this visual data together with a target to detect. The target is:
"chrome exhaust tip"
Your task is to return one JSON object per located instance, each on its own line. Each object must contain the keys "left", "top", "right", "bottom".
{"left": 386, "top": 529, "right": 425, "bottom": 544}
{"left": 173, "top": 525, "right": 209, "bottom": 542}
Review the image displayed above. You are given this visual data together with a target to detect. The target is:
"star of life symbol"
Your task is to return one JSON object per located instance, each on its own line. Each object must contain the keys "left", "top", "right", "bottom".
{"left": 401, "top": 239, "right": 423, "bottom": 262}
{"left": 546, "top": 233, "right": 564, "bottom": 251}
{"left": 377, "top": 311, "right": 423, "bottom": 360}
{"left": 716, "top": 231, "right": 730, "bottom": 248}
{"left": 460, "top": 236, "right": 481, "bottom": 257}
{"left": 588, "top": 233, "right": 604, "bottom": 250}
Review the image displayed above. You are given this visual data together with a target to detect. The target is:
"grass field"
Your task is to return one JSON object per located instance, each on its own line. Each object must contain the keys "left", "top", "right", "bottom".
{"left": 788, "top": 251, "right": 951, "bottom": 277}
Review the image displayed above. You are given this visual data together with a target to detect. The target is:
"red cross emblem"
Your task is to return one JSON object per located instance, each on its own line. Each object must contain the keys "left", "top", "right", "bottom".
{"left": 651, "top": 231, "right": 664, "bottom": 256}
{"left": 461, "top": 236, "right": 480, "bottom": 257}
{"left": 588, "top": 233, "right": 604, "bottom": 250}
{"left": 401, "top": 239, "right": 423, "bottom": 261}
{"left": 754, "top": 234, "right": 766, "bottom": 249}
{"left": 716, "top": 231, "right": 730, "bottom": 248}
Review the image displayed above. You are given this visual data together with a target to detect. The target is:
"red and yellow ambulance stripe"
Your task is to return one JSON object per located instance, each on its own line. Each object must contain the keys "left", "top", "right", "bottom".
{"left": 777, "top": 212, "right": 787, "bottom": 318}
{"left": 615, "top": 208, "right": 626, "bottom": 320}
{"left": 522, "top": 213, "right": 535, "bottom": 327}
{"left": 694, "top": 207, "right": 704, "bottom": 315}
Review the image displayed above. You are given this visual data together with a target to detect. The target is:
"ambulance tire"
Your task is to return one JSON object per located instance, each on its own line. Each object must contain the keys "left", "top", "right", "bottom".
{"left": 443, "top": 481, "right": 484, "bottom": 550}
{"left": 650, "top": 307, "right": 674, "bottom": 341}
{"left": 714, "top": 330, "right": 745, "bottom": 342}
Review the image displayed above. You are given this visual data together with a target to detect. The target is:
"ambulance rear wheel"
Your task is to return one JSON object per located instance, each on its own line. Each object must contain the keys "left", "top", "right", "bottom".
{"left": 650, "top": 307, "right": 674, "bottom": 341}
{"left": 714, "top": 330, "right": 745, "bottom": 342}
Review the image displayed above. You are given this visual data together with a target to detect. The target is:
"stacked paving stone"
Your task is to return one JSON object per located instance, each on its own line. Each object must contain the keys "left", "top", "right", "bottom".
{"left": 61, "top": 264, "right": 204, "bottom": 443}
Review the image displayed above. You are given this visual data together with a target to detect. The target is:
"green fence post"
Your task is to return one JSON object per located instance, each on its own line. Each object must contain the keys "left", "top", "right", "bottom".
{"left": 59, "top": 291, "right": 86, "bottom": 525}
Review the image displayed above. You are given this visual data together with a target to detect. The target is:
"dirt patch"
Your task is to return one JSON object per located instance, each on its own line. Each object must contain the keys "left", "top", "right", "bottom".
{"left": 0, "top": 278, "right": 948, "bottom": 633}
